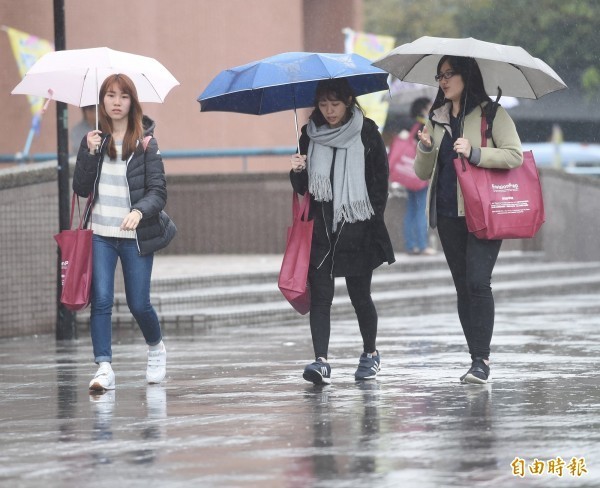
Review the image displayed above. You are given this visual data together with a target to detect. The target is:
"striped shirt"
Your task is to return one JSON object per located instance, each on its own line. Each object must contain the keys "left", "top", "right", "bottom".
{"left": 91, "top": 142, "right": 136, "bottom": 239}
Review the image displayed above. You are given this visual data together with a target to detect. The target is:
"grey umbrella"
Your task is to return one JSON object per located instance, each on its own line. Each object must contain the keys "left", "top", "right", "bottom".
{"left": 373, "top": 36, "right": 567, "bottom": 99}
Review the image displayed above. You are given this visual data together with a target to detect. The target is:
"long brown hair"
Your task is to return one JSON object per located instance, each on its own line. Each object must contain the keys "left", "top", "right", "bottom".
{"left": 98, "top": 74, "right": 143, "bottom": 160}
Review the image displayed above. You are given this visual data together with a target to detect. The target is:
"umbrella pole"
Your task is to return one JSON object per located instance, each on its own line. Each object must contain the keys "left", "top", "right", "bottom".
{"left": 294, "top": 107, "right": 300, "bottom": 154}
{"left": 94, "top": 69, "right": 100, "bottom": 154}
{"left": 95, "top": 68, "right": 99, "bottom": 131}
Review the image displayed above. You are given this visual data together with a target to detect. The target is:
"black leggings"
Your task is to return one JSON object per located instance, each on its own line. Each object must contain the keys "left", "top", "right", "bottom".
{"left": 436, "top": 215, "right": 502, "bottom": 360}
{"left": 308, "top": 262, "right": 377, "bottom": 360}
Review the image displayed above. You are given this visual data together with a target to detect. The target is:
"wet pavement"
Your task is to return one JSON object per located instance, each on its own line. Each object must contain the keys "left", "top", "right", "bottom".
{"left": 2, "top": 288, "right": 600, "bottom": 487}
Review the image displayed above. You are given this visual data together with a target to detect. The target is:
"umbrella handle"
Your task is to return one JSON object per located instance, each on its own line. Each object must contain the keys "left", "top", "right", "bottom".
{"left": 41, "top": 89, "right": 54, "bottom": 114}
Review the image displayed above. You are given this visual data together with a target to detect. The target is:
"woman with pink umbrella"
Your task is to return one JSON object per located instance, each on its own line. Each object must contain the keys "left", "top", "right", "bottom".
{"left": 73, "top": 74, "right": 175, "bottom": 391}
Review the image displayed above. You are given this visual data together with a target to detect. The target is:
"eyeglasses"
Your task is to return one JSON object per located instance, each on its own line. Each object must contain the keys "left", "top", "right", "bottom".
{"left": 435, "top": 70, "right": 457, "bottom": 82}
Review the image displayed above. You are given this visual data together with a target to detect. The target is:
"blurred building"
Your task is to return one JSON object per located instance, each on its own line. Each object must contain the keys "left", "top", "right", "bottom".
{"left": 506, "top": 84, "right": 600, "bottom": 143}
{"left": 1, "top": 0, "right": 362, "bottom": 174}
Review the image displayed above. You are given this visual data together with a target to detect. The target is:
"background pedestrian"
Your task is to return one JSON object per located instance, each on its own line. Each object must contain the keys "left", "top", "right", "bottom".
{"left": 399, "top": 96, "right": 436, "bottom": 255}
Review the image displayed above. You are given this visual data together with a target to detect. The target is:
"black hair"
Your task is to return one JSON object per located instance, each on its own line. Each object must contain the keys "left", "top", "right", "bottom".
{"left": 309, "top": 78, "right": 363, "bottom": 126}
{"left": 430, "top": 56, "right": 492, "bottom": 117}
{"left": 410, "top": 97, "right": 432, "bottom": 119}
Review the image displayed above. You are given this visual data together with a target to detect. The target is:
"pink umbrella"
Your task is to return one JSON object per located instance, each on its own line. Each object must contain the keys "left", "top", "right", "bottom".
{"left": 11, "top": 47, "right": 179, "bottom": 128}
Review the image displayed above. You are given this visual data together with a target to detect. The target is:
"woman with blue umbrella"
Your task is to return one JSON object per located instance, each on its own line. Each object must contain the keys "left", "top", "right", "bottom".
{"left": 290, "top": 78, "right": 395, "bottom": 385}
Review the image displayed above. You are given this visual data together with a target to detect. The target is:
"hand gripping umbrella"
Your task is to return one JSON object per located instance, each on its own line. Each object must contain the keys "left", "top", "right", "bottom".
{"left": 197, "top": 52, "right": 389, "bottom": 150}
{"left": 373, "top": 36, "right": 567, "bottom": 99}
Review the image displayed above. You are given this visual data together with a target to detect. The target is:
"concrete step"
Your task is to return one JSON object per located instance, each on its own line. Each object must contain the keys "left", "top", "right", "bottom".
{"left": 113, "top": 260, "right": 600, "bottom": 313}
{"left": 146, "top": 250, "right": 546, "bottom": 293}
{"left": 83, "top": 267, "right": 600, "bottom": 330}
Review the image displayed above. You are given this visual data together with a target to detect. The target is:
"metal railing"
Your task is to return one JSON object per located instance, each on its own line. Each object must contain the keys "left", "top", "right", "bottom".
{"left": 4, "top": 145, "right": 600, "bottom": 174}
{"left": 0, "top": 146, "right": 298, "bottom": 171}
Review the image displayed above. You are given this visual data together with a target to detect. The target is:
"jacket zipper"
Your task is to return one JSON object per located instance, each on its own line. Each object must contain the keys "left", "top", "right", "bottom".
{"left": 316, "top": 202, "right": 332, "bottom": 270}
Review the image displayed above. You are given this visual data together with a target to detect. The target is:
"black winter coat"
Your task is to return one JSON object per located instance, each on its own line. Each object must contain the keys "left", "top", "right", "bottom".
{"left": 72, "top": 116, "right": 168, "bottom": 255}
{"left": 290, "top": 117, "right": 395, "bottom": 277}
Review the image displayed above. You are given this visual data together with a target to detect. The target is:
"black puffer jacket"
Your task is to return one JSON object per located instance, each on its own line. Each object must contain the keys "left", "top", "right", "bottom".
{"left": 72, "top": 116, "right": 168, "bottom": 254}
{"left": 290, "top": 117, "right": 395, "bottom": 277}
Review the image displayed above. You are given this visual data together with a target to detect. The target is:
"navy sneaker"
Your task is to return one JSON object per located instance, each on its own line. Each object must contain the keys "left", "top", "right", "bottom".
{"left": 461, "top": 358, "right": 490, "bottom": 384}
{"left": 303, "top": 359, "right": 331, "bottom": 385}
{"left": 355, "top": 351, "right": 381, "bottom": 380}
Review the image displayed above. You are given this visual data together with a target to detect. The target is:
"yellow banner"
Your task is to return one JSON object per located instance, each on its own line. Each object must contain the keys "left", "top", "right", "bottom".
{"left": 344, "top": 29, "right": 395, "bottom": 128}
{"left": 5, "top": 26, "right": 54, "bottom": 116}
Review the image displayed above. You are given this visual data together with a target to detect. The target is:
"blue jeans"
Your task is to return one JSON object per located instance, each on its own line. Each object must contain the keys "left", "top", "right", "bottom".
{"left": 403, "top": 187, "right": 428, "bottom": 251}
{"left": 91, "top": 235, "right": 162, "bottom": 363}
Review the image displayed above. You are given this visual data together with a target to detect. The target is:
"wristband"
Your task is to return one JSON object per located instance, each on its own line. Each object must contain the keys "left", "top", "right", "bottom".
{"left": 132, "top": 209, "right": 143, "bottom": 219}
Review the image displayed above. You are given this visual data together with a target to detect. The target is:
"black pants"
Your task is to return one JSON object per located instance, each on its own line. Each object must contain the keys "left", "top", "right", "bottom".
{"left": 436, "top": 215, "right": 502, "bottom": 360}
{"left": 308, "top": 261, "right": 377, "bottom": 360}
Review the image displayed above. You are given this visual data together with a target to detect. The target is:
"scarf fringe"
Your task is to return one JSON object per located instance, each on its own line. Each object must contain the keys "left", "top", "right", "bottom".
{"left": 309, "top": 173, "right": 333, "bottom": 201}
{"left": 332, "top": 200, "right": 375, "bottom": 232}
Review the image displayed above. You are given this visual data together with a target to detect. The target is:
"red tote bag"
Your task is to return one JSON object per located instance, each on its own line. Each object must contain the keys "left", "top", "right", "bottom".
{"left": 453, "top": 117, "right": 545, "bottom": 240}
{"left": 278, "top": 191, "right": 313, "bottom": 315}
{"left": 388, "top": 123, "right": 428, "bottom": 191}
{"left": 54, "top": 194, "right": 93, "bottom": 311}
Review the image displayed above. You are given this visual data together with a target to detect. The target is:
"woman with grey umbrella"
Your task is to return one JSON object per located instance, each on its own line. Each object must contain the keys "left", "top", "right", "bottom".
{"left": 414, "top": 56, "right": 522, "bottom": 384}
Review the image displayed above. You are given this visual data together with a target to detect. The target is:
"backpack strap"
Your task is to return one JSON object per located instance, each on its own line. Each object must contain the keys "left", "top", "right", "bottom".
{"left": 480, "top": 116, "right": 489, "bottom": 148}
{"left": 482, "top": 88, "right": 502, "bottom": 140}
{"left": 142, "top": 135, "right": 152, "bottom": 151}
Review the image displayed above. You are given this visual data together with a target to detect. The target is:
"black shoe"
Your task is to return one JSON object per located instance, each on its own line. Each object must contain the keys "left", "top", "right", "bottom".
{"left": 461, "top": 358, "right": 490, "bottom": 384}
{"left": 354, "top": 351, "right": 381, "bottom": 380}
{"left": 303, "top": 359, "right": 331, "bottom": 385}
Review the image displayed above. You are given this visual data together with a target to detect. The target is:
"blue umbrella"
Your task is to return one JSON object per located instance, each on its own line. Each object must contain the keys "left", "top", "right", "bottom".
{"left": 198, "top": 52, "right": 389, "bottom": 148}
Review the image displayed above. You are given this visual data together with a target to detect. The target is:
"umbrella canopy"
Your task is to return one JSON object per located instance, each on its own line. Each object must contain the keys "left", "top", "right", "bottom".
{"left": 11, "top": 47, "right": 179, "bottom": 106}
{"left": 373, "top": 36, "right": 567, "bottom": 99}
{"left": 198, "top": 52, "right": 389, "bottom": 115}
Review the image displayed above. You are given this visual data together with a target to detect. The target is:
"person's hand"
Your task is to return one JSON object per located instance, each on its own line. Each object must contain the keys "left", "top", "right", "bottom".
{"left": 86, "top": 130, "right": 102, "bottom": 153}
{"left": 120, "top": 210, "right": 142, "bottom": 231}
{"left": 453, "top": 137, "right": 472, "bottom": 159}
{"left": 291, "top": 153, "right": 307, "bottom": 172}
{"left": 417, "top": 126, "right": 431, "bottom": 148}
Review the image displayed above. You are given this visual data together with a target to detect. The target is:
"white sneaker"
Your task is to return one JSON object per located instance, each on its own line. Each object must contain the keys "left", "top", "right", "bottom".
{"left": 89, "top": 362, "right": 115, "bottom": 391}
{"left": 146, "top": 344, "right": 166, "bottom": 384}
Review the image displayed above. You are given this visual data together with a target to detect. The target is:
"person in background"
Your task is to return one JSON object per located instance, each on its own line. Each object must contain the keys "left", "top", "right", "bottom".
{"left": 73, "top": 74, "right": 170, "bottom": 392}
{"left": 70, "top": 105, "right": 96, "bottom": 155}
{"left": 414, "top": 56, "right": 522, "bottom": 384}
{"left": 402, "top": 97, "right": 436, "bottom": 255}
{"left": 289, "top": 78, "right": 395, "bottom": 385}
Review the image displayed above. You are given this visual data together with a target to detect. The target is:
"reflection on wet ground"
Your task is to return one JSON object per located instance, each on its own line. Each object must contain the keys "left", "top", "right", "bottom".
{"left": 1, "top": 294, "right": 599, "bottom": 487}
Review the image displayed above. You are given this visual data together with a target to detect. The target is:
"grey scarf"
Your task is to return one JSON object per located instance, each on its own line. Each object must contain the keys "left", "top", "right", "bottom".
{"left": 307, "top": 107, "right": 374, "bottom": 232}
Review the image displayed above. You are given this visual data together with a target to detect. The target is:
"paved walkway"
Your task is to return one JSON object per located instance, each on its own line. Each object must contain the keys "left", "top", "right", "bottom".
{"left": 2, "top": 255, "right": 600, "bottom": 487}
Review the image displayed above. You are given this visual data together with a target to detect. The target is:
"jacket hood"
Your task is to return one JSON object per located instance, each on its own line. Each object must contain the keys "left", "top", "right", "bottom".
{"left": 142, "top": 115, "right": 156, "bottom": 137}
